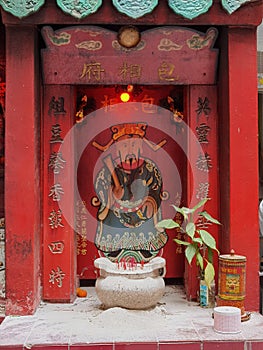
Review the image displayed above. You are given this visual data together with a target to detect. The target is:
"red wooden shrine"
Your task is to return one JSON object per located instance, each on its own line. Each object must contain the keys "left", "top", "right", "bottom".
{"left": 0, "top": 0, "right": 262, "bottom": 315}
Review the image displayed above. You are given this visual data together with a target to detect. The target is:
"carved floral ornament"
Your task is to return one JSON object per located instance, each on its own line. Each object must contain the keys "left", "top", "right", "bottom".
{"left": 0, "top": 0, "right": 256, "bottom": 19}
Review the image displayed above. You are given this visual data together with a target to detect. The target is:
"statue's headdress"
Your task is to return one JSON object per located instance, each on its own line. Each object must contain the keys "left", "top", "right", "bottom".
{"left": 92, "top": 122, "right": 166, "bottom": 152}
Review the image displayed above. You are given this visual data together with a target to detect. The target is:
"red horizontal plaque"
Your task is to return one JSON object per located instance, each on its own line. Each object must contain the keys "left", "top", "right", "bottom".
{"left": 41, "top": 25, "right": 218, "bottom": 85}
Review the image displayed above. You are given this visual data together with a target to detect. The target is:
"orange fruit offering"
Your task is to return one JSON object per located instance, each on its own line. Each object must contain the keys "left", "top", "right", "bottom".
{"left": 76, "top": 287, "right": 87, "bottom": 298}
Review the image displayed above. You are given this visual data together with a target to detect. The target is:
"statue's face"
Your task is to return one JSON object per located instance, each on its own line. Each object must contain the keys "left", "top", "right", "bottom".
{"left": 115, "top": 135, "right": 143, "bottom": 168}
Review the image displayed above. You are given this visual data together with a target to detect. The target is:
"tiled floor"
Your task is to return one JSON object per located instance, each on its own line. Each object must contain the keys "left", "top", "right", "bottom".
{"left": 0, "top": 286, "right": 263, "bottom": 349}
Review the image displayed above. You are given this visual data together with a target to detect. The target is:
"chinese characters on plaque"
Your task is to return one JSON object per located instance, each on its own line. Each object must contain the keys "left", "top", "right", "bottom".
{"left": 79, "top": 60, "right": 180, "bottom": 84}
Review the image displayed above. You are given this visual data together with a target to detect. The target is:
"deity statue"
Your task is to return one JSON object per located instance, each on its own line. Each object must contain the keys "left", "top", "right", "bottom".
{"left": 92, "top": 122, "right": 168, "bottom": 262}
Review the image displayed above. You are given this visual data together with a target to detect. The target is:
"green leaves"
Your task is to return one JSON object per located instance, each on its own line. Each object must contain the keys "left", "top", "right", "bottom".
{"left": 199, "top": 210, "right": 221, "bottom": 225}
{"left": 171, "top": 205, "right": 189, "bottom": 220}
{"left": 186, "top": 222, "right": 195, "bottom": 238}
{"left": 185, "top": 244, "right": 197, "bottom": 265}
{"left": 192, "top": 198, "right": 209, "bottom": 211}
{"left": 174, "top": 238, "right": 189, "bottom": 246}
{"left": 156, "top": 198, "right": 220, "bottom": 288}
{"left": 156, "top": 219, "right": 180, "bottom": 229}
{"left": 196, "top": 252, "right": 204, "bottom": 270}
{"left": 204, "top": 261, "right": 215, "bottom": 289}
{"left": 199, "top": 229, "right": 218, "bottom": 251}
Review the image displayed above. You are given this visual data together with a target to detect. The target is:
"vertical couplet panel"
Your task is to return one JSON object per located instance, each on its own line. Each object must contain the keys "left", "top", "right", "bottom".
{"left": 186, "top": 85, "right": 219, "bottom": 300}
{"left": 42, "top": 85, "right": 76, "bottom": 301}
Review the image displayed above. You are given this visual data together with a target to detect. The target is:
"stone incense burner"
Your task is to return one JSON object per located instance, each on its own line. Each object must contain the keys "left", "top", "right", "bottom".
{"left": 94, "top": 256, "right": 166, "bottom": 310}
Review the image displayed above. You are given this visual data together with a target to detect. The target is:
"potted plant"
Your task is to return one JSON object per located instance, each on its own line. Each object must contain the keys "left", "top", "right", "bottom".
{"left": 157, "top": 198, "right": 220, "bottom": 306}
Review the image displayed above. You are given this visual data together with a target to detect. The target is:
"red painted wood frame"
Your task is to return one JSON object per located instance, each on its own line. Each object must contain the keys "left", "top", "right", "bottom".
{"left": 40, "top": 25, "right": 220, "bottom": 303}
{"left": 2, "top": 0, "right": 262, "bottom": 314}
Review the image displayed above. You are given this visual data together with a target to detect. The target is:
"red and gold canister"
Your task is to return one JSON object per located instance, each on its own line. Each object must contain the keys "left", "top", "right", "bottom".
{"left": 217, "top": 249, "right": 249, "bottom": 321}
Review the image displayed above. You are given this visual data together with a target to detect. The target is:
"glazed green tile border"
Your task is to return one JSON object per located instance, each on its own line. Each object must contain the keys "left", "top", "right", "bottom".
{"left": 0, "top": 0, "right": 45, "bottom": 19}
{"left": 112, "top": 0, "right": 158, "bottom": 19}
{"left": 168, "top": 0, "right": 213, "bottom": 20}
{"left": 0, "top": 0, "right": 256, "bottom": 21}
{"left": 57, "top": 0, "right": 102, "bottom": 19}
{"left": 221, "top": 0, "right": 251, "bottom": 14}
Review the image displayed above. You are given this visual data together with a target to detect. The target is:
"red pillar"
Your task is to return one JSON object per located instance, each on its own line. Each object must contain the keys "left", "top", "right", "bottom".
{"left": 5, "top": 25, "right": 41, "bottom": 315}
{"left": 218, "top": 27, "right": 259, "bottom": 311}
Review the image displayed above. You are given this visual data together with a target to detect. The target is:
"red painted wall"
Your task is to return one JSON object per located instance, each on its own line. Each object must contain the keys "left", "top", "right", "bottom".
{"left": 1, "top": 0, "right": 262, "bottom": 314}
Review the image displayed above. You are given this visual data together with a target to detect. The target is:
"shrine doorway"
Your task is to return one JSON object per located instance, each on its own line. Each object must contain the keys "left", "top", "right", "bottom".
{"left": 75, "top": 84, "right": 187, "bottom": 282}
{"left": 41, "top": 25, "right": 219, "bottom": 301}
